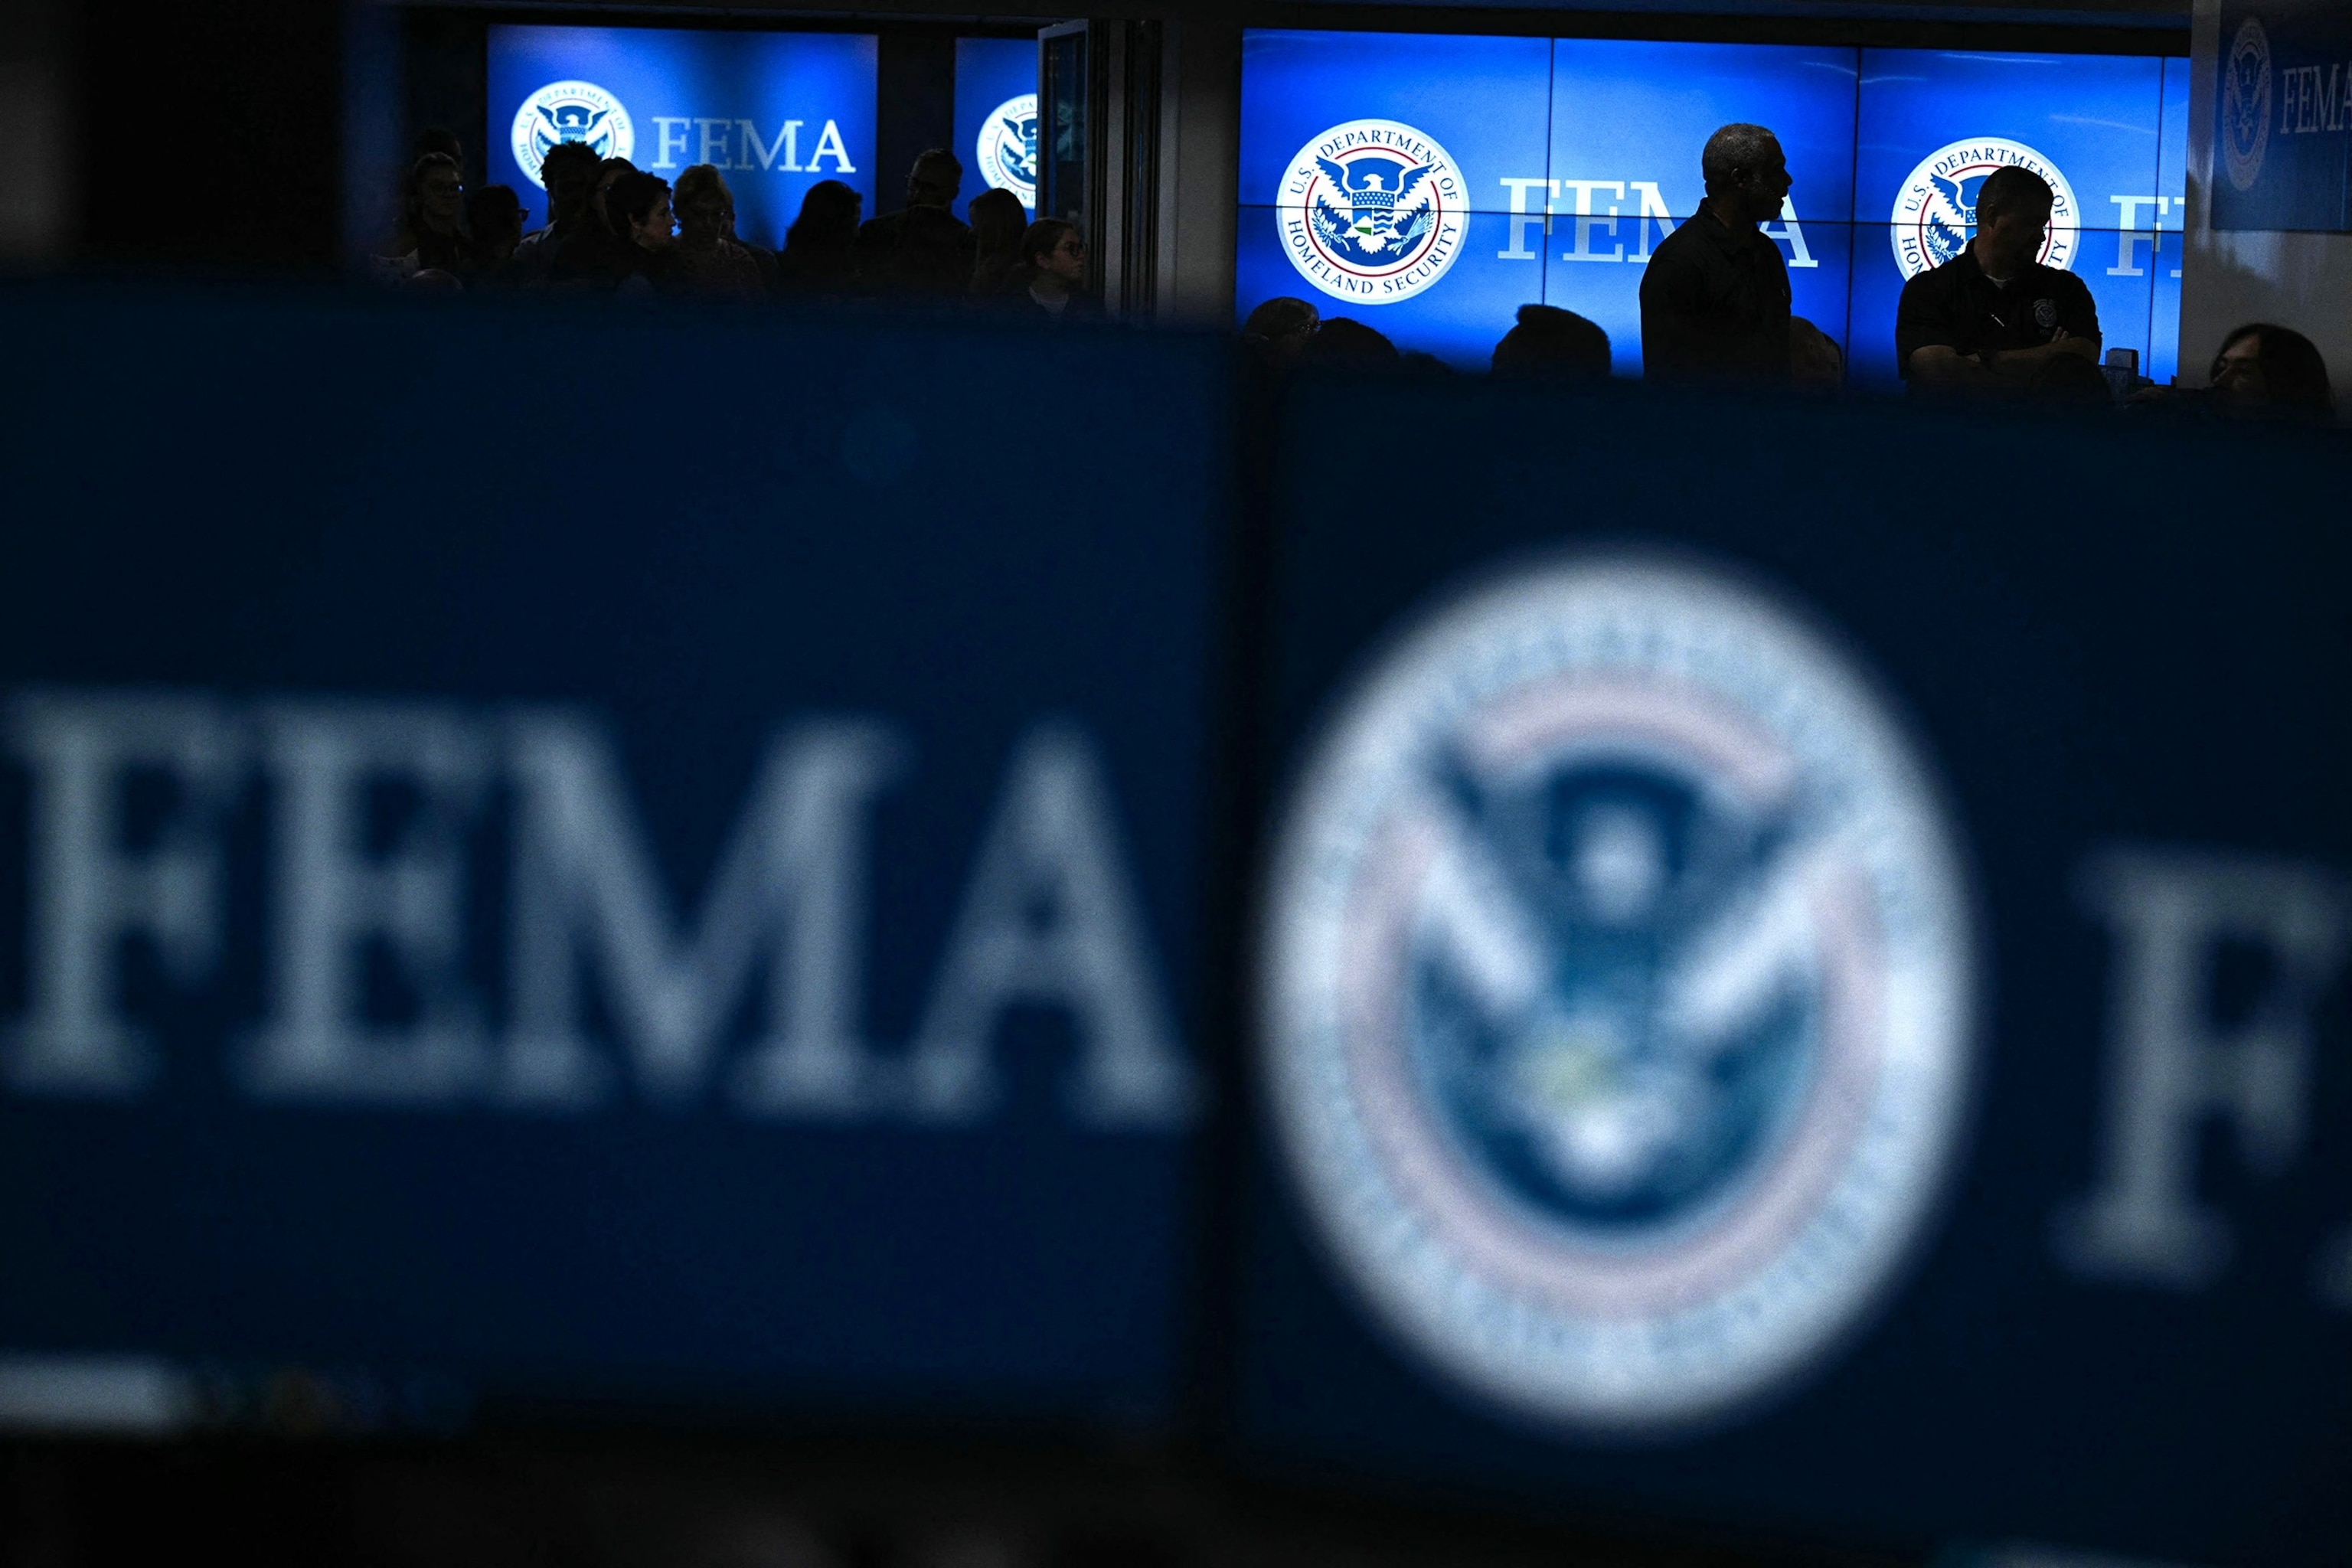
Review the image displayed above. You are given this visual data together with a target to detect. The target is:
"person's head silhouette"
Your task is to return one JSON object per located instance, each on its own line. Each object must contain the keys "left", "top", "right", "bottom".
{"left": 2211, "top": 323, "right": 2334, "bottom": 418}
{"left": 906, "top": 149, "right": 963, "bottom": 211}
{"left": 674, "top": 165, "right": 735, "bottom": 248}
{"left": 1491, "top": 304, "right": 1611, "bottom": 381}
{"left": 538, "top": 142, "right": 600, "bottom": 231}
{"left": 969, "top": 188, "right": 1028, "bottom": 292}
{"left": 1700, "top": 122, "right": 1791, "bottom": 227}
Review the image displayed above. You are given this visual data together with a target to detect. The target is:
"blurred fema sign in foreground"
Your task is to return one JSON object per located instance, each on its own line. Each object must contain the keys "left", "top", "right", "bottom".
{"left": 0, "top": 290, "right": 1225, "bottom": 1423}
{"left": 0, "top": 289, "right": 2344, "bottom": 1565}
{"left": 1243, "top": 375, "right": 2350, "bottom": 1564}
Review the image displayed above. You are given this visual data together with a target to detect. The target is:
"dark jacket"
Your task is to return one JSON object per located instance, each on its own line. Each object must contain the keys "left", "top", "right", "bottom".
{"left": 1894, "top": 244, "right": 2099, "bottom": 384}
{"left": 1638, "top": 207, "right": 1792, "bottom": 383}
{"left": 854, "top": 206, "right": 978, "bottom": 297}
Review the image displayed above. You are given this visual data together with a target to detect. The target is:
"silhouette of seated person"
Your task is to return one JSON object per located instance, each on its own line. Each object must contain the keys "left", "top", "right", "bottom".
{"left": 1898, "top": 165, "right": 2100, "bottom": 397}
{"left": 2210, "top": 322, "right": 2335, "bottom": 422}
{"left": 460, "top": 185, "right": 528, "bottom": 287}
{"left": 1243, "top": 297, "right": 1321, "bottom": 369}
{"left": 779, "top": 180, "right": 863, "bottom": 298}
{"left": 1296, "top": 317, "right": 1400, "bottom": 370}
{"left": 671, "top": 165, "right": 765, "bottom": 299}
{"left": 968, "top": 188, "right": 1029, "bottom": 299}
{"left": 856, "top": 149, "right": 977, "bottom": 298}
{"left": 1008, "top": 218, "right": 1089, "bottom": 319}
{"left": 1491, "top": 304, "right": 1611, "bottom": 381}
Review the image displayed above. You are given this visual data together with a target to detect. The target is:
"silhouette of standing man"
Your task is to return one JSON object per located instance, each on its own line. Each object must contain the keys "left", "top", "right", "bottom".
{"left": 1639, "top": 123, "right": 1794, "bottom": 384}
{"left": 855, "top": 149, "right": 977, "bottom": 298}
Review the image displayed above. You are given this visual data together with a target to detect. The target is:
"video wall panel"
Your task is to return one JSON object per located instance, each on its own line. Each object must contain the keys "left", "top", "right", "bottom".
{"left": 953, "top": 38, "right": 1038, "bottom": 221}
{"left": 1238, "top": 31, "right": 2188, "bottom": 387}
{"left": 487, "top": 26, "right": 878, "bottom": 250}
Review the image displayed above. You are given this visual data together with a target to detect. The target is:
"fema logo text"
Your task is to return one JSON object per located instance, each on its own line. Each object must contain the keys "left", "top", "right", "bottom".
{"left": 1891, "top": 137, "right": 2079, "bottom": 279}
{"left": 1260, "top": 554, "right": 1980, "bottom": 1432}
{"left": 0, "top": 692, "right": 1194, "bottom": 1132}
{"left": 1279, "top": 119, "right": 1466, "bottom": 304}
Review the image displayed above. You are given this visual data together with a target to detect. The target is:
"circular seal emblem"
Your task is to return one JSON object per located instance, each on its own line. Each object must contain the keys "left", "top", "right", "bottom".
{"left": 975, "top": 93, "right": 1040, "bottom": 209}
{"left": 2223, "top": 18, "right": 2274, "bottom": 192}
{"left": 510, "top": 80, "right": 635, "bottom": 190}
{"left": 1889, "top": 138, "right": 2078, "bottom": 279}
{"left": 1259, "top": 554, "right": 1978, "bottom": 1433}
{"left": 1278, "top": 120, "right": 1467, "bottom": 305}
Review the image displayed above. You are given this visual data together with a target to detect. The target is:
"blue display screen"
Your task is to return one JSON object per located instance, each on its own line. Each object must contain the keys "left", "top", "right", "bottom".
{"left": 487, "top": 25, "right": 878, "bottom": 250}
{"left": 1238, "top": 31, "right": 2188, "bottom": 385}
{"left": 954, "top": 38, "right": 1038, "bottom": 221}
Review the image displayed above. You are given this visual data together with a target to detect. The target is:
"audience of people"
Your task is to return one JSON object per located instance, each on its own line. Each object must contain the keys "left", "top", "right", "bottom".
{"left": 371, "top": 132, "right": 2337, "bottom": 423}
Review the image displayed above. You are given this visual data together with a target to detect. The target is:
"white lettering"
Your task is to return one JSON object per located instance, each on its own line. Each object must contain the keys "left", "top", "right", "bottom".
{"left": 1497, "top": 177, "right": 1552, "bottom": 260}
{"left": 738, "top": 119, "right": 804, "bottom": 172}
{"left": 2053, "top": 848, "right": 2350, "bottom": 1288}
{"left": 652, "top": 117, "right": 691, "bottom": 171}
{"left": 2107, "top": 196, "right": 2160, "bottom": 276}
{"left": 1628, "top": 181, "right": 1678, "bottom": 263}
{"left": 503, "top": 714, "right": 905, "bottom": 1112}
{"left": 696, "top": 118, "right": 733, "bottom": 168}
{"left": 1556, "top": 179, "right": 1626, "bottom": 263}
{"left": 240, "top": 704, "right": 489, "bottom": 1103}
{"left": 807, "top": 119, "right": 856, "bottom": 175}
{"left": 1761, "top": 194, "right": 1816, "bottom": 270}
{"left": 5, "top": 693, "right": 234, "bottom": 1094}
{"left": 906, "top": 724, "right": 1194, "bottom": 1128}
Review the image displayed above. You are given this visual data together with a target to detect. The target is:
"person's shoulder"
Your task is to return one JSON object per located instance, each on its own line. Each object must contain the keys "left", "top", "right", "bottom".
{"left": 2040, "top": 261, "right": 2096, "bottom": 298}
{"left": 1900, "top": 253, "right": 1964, "bottom": 297}
{"left": 1647, "top": 217, "right": 1705, "bottom": 260}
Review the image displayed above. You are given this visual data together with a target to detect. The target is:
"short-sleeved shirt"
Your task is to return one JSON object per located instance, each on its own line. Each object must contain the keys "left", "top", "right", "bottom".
{"left": 1895, "top": 246, "right": 2099, "bottom": 381}
{"left": 1638, "top": 211, "right": 1792, "bottom": 383}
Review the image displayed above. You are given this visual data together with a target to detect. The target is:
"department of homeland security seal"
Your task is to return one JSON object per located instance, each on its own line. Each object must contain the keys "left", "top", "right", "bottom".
{"left": 975, "top": 93, "right": 1040, "bottom": 209}
{"left": 1890, "top": 138, "right": 2078, "bottom": 279}
{"left": 510, "top": 80, "right": 635, "bottom": 189}
{"left": 1259, "top": 554, "right": 1978, "bottom": 1433}
{"left": 1278, "top": 119, "right": 1467, "bottom": 304}
{"left": 2222, "top": 18, "right": 2273, "bottom": 192}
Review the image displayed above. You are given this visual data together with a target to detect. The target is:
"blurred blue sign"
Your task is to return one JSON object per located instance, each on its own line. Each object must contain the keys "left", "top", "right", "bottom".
{"left": 0, "top": 293, "right": 1225, "bottom": 1425}
{"left": 486, "top": 26, "right": 877, "bottom": 249}
{"left": 1244, "top": 375, "right": 2352, "bottom": 1565}
{"left": 955, "top": 38, "right": 1037, "bottom": 220}
{"left": 2212, "top": 0, "right": 2352, "bottom": 230}
{"left": 1236, "top": 31, "right": 2187, "bottom": 382}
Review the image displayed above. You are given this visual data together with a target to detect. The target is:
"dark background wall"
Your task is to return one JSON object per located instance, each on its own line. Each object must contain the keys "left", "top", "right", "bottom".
{"left": 77, "top": 0, "right": 345, "bottom": 270}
